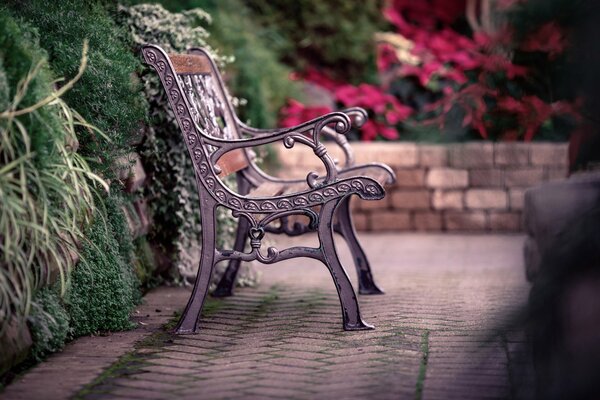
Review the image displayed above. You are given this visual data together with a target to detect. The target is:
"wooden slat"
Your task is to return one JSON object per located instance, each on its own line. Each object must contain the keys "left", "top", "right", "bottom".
{"left": 216, "top": 149, "right": 249, "bottom": 176}
{"left": 168, "top": 53, "right": 212, "bottom": 75}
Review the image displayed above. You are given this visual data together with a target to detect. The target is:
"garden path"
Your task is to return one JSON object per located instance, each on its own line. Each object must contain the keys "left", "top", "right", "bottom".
{"left": 1, "top": 233, "right": 534, "bottom": 400}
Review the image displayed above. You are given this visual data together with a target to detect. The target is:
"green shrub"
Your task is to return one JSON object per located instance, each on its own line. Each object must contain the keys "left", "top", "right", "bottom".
{"left": 119, "top": 4, "right": 237, "bottom": 282}
{"left": 244, "top": 0, "right": 385, "bottom": 84}
{"left": 66, "top": 198, "right": 139, "bottom": 336}
{"left": 0, "top": 11, "right": 105, "bottom": 334}
{"left": 133, "top": 237, "right": 157, "bottom": 285}
{"left": 6, "top": 0, "right": 147, "bottom": 177}
{"left": 28, "top": 287, "right": 70, "bottom": 361}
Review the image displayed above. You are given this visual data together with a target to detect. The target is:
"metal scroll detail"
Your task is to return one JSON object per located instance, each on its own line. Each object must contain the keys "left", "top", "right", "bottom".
{"left": 142, "top": 47, "right": 386, "bottom": 216}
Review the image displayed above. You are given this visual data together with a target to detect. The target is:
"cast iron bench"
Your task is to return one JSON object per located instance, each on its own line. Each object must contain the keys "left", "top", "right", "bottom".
{"left": 142, "top": 45, "right": 396, "bottom": 333}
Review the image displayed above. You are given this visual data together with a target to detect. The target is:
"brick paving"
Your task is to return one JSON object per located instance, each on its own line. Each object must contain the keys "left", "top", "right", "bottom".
{"left": 1, "top": 233, "right": 534, "bottom": 399}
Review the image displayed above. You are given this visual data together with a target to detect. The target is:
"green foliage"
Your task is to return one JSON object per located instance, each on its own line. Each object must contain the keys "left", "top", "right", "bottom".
{"left": 190, "top": 0, "right": 300, "bottom": 128}
{"left": 0, "top": 11, "right": 106, "bottom": 335}
{"left": 151, "top": 0, "right": 300, "bottom": 128}
{"left": 67, "top": 200, "right": 139, "bottom": 336}
{"left": 120, "top": 3, "right": 238, "bottom": 281}
{"left": 6, "top": 0, "right": 147, "bottom": 177}
{"left": 133, "top": 237, "right": 157, "bottom": 285}
{"left": 244, "top": 0, "right": 385, "bottom": 84}
{"left": 0, "top": 11, "right": 64, "bottom": 166}
{"left": 28, "top": 287, "right": 70, "bottom": 361}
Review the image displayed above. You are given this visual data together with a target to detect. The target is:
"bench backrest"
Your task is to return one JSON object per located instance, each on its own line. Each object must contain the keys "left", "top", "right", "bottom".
{"left": 164, "top": 48, "right": 249, "bottom": 176}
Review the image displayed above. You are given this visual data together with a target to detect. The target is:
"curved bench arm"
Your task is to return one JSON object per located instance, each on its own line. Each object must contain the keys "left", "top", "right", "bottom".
{"left": 207, "top": 111, "right": 353, "bottom": 187}
{"left": 234, "top": 107, "right": 368, "bottom": 169}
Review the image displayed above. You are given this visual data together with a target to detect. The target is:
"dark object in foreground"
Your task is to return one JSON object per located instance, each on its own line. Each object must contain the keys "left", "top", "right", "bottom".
{"left": 524, "top": 172, "right": 600, "bottom": 399}
{"left": 142, "top": 45, "right": 395, "bottom": 333}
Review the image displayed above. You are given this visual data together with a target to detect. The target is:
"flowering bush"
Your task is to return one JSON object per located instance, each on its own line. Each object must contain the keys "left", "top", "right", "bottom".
{"left": 281, "top": 70, "right": 412, "bottom": 141}
{"left": 280, "top": 0, "right": 580, "bottom": 142}
{"left": 378, "top": 0, "right": 579, "bottom": 141}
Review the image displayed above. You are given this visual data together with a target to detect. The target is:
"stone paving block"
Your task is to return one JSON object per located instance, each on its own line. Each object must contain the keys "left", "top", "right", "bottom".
{"left": 390, "top": 190, "right": 430, "bottom": 209}
{"left": 418, "top": 144, "right": 448, "bottom": 167}
{"left": 489, "top": 212, "right": 522, "bottom": 231}
{"left": 530, "top": 142, "right": 568, "bottom": 166}
{"left": 354, "top": 142, "right": 418, "bottom": 167}
{"left": 449, "top": 143, "right": 494, "bottom": 168}
{"left": 352, "top": 211, "right": 369, "bottom": 231}
{"left": 369, "top": 210, "right": 412, "bottom": 231}
{"left": 432, "top": 190, "right": 464, "bottom": 210}
{"left": 413, "top": 212, "right": 443, "bottom": 231}
{"left": 504, "top": 168, "right": 545, "bottom": 187}
{"left": 494, "top": 142, "right": 530, "bottom": 166}
{"left": 392, "top": 168, "right": 426, "bottom": 187}
{"left": 465, "top": 189, "right": 508, "bottom": 210}
{"left": 470, "top": 168, "right": 505, "bottom": 187}
{"left": 544, "top": 167, "right": 568, "bottom": 181}
{"left": 426, "top": 168, "right": 469, "bottom": 189}
{"left": 509, "top": 188, "right": 525, "bottom": 210}
{"left": 444, "top": 211, "right": 487, "bottom": 231}
{"left": 357, "top": 196, "right": 389, "bottom": 211}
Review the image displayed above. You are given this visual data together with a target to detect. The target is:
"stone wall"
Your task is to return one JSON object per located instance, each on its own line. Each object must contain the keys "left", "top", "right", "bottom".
{"left": 272, "top": 141, "right": 569, "bottom": 232}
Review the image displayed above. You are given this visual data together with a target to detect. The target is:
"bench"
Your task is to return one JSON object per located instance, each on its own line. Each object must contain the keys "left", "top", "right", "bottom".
{"left": 142, "top": 45, "right": 396, "bottom": 333}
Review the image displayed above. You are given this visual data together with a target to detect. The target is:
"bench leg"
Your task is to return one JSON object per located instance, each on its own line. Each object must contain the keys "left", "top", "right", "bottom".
{"left": 212, "top": 217, "right": 250, "bottom": 297}
{"left": 334, "top": 196, "right": 385, "bottom": 295}
{"left": 175, "top": 195, "right": 217, "bottom": 334}
{"left": 319, "top": 200, "right": 374, "bottom": 331}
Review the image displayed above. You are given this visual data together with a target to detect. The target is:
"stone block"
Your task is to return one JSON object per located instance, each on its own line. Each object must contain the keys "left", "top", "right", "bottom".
{"left": 418, "top": 145, "right": 448, "bottom": 167}
{"left": 465, "top": 189, "right": 508, "bottom": 210}
{"left": 444, "top": 211, "right": 487, "bottom": 231}
{"left": 426, "top": 168, "right": 468, "bottom": 189}
{"left": 357, "top": 196, "right": 389, "bottom": 211}
{"left": 414, "top": 212, "right": 443, "bottom": 231}
{"left": 531, "top": 143, "right": 569, "bottom": 166}
{"left": 392, "top": 168, "right": 426, "bottom": 188}
{"left": 391, "top": 190, "right": 430, "bottom": 209}
{"left": 122, "top": 153, "right": 146, "bottom": 193}
{"left": 432, "top": 190, "right": 463, "bottom": 210}
{"left": 370, "top": 210, "right": 412, "bottom": 231}
{"left": 494, "top": 142, "right": 530, "bottom": 166}
{"left": 121, "top": 205, "right": 137, "bottom": 237}
{"left": 470, "top": 169, "right": 505, "bottom": 187}
{"left": 134, "top": 200, "right": 151, "bottom": 237}
{"left": 114, "top": 153, "right": 135, "bottom": 181}
{"left": 505, "top": 168, "right": 545, "bottom": 187}
{"left": 509, "top": 188, "right": 525, "bottom": 210}
{"left": 544, "top": 167, "right": 568, "bottom": 182}
{"left": 352, "top": 212, "right": 369, "bottom": 231}
{"left": 0, "top": 317, "right": 32, "bottom": 376}
{"left": 353, "top": 143, "right": 418, "bottom": 167}
{"left": 449, "top": 143, "right": 494, "bottom": 168}
{"left": 489, "top": 212, "right": 522, "bottom": 231}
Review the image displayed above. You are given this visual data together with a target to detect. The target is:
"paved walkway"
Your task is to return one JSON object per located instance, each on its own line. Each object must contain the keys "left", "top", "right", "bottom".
{"left": 1, "top": 234, "right": 534, "bottom": 400}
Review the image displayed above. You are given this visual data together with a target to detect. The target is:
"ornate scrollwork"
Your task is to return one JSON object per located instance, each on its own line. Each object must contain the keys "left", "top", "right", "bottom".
{"left": 142, "top": 45, "right": 386, "bottom": 220}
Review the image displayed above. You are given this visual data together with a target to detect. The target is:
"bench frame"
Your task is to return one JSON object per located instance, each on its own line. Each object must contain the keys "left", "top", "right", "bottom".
{"left": 142, "top": 45, "right": 395, "bottom": 333}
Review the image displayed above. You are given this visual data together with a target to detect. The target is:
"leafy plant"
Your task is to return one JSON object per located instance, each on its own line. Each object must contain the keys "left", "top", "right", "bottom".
{"left": 6, "top": 0, "right": 147, "bottom": 177}
{"left": 0, "top": 13, "right": 108, "bottom": 336}
{"left": 66, "top": 199, "right": 139, "bottom": 336}
{"left": 119, "top": 3, "right": 242, "bottom": 284}
{"left": 28, "top": 287, "right": 70, "bottom": 361}
{"left": 244, "top": 0, "right": 386, "bottom": 84}
{"left": 377, "top": 0, "right": 580, "bottom": 141}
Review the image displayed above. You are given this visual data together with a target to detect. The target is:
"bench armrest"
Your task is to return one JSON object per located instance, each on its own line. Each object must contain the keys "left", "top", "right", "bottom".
{"left": 206, "top": 111, "right": 354, "bottom": 187}
{"left": 234, "top": 107, "right": 368, "bottom": 169}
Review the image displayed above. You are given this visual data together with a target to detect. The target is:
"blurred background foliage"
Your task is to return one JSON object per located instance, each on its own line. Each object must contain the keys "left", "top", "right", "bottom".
{"left": 0, "top": 0, "right": 597, "bottom": 383}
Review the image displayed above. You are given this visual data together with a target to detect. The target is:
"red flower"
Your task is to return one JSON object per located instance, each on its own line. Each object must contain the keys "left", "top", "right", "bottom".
{"left": 522, "top": 22, "right": 568, "bottom": 59}
{"left": 279, "top": 99, "right": 333, "bottom": 128}
{"left": 376, "top": 43, "right": 399, "bottom": 73}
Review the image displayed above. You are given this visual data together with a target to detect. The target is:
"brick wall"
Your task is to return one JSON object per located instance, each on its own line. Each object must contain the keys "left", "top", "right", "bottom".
{"left": 273, "top": 142, "right": 569, "bottom": 232}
